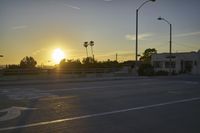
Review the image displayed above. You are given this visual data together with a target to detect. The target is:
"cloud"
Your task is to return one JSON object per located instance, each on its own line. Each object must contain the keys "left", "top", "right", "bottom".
{"left": 125, "top": 33, "right": 153, "bottom": 41}
{"left": 64, "top": 4, "right": 80, "bottom": 10}
{"left": 104, "top": 0, "right": 113, "bottom": 2}
{"left": 12, "top": 25, "right": 28, "bottom": 30}
{"left": 175, "top": 32, "right": 200, "bottom": 37}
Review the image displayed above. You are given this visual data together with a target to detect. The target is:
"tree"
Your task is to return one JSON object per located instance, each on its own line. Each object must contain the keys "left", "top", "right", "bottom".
{"left": 20, "top": 56, "right": 37, "bottom": 68}
{"left": 59, "top": 58, "right": 66, "bottom": 67}
{"left": 140, "top": 48, "right": 157, "bottom": 63}
{"left": 59, "top": 58, "right": 82, "bottom": 68}
{"left": 82, "top": 57, "right": 96, "bottom": 64}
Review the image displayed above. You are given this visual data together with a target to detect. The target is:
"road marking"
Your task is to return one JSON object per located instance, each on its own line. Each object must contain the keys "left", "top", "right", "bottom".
{"left": 0, "top": 107, "right": 37, "bottom": 122}
{"left": 0, "top": 97, "right": 200, "bottom": 131}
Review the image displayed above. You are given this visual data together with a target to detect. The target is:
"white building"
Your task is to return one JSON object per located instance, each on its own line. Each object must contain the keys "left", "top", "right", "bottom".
{"left": 151, "top": 51, "right": 200, "bottom": 75}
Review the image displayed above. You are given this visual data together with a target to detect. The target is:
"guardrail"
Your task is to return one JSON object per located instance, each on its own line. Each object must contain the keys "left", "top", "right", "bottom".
{"left": 1, "top": 68, "right": 121, "bottom": 75}
{"left": 2, "top": 69, "right": 42, "bottom": 75}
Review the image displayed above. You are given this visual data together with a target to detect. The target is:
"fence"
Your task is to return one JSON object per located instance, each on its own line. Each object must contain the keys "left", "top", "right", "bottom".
{"left": 1, "top": 68, "right": 121, "bottom": 76}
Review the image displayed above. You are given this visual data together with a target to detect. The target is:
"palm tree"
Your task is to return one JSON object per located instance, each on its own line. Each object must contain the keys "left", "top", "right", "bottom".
{"left": 83, "top": 42, "right": 88, "bottom": 58}
{"left": 89, "top": 41, "right": 94, "bottom": 61}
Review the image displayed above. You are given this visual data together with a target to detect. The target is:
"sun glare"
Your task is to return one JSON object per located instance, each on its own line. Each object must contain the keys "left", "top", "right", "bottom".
{"left": 52, "top": 48, "right": 65, "bottom": 64}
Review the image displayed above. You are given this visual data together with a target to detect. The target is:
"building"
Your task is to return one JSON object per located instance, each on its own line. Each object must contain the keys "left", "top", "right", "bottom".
{"left": 151, "top": 50, "right": 200, "bottom": 75}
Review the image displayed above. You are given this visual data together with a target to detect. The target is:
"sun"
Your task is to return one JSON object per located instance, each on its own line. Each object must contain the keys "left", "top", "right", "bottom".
{"left": 52, "top": 48, "right": 65, "bottom": 64}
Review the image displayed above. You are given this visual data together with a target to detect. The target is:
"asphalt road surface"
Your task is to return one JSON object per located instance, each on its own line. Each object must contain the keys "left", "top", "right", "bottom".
{"left": 0, "top": 76, "right": 200, "bottom": 133}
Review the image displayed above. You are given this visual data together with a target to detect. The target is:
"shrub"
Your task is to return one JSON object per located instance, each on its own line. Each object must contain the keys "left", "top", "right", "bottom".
{"left": 138, "top": 63, "right": 154, "bottom": 76}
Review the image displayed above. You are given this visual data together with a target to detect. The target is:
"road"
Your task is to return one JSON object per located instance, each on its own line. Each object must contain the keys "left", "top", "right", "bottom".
{"left": 0, "top": 76, "right": 200, "bottom": 133}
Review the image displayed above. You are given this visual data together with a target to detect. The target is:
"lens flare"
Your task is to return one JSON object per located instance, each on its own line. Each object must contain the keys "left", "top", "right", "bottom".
{"left": 52, "top": 48, "right": 65, "bottom": 64}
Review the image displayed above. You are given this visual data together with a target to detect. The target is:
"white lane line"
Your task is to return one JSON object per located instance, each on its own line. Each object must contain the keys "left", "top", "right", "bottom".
{"left": 0, "top": 97, "right": 200, "bottom": 131}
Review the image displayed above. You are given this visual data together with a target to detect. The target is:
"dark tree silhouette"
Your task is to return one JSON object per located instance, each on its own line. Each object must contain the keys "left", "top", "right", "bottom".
{"left": 140, "top": 48, "right": 157, "bottom": 63}
{"left": 7, "top": 64, "right": 20, "bottom": 69}
{"left": 82, "top": 57, "right": 95, "bottom": 64}
{"left": 137, "top": 48, "right": 157, "bottom": 76}
{"left": 138, "top": 63, "right": 154, "bottom": 76}
{"left": 59, "top": 59, "right": 66, "bottom": 66}
{"left": 20, "top": 56, "right": 37, "bottom": 68}
{"left": 59, "top": 58, "right": 81, "bottom": 68}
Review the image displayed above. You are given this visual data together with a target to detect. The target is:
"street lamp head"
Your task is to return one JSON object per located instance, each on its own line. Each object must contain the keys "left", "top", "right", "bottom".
{"left": 137, "top": 0, "right": 156, "bottom": 11}
{"left": 157, "top": 17, "right": 163, "bottom": 20}
{"left": 157, "top": 16, "right": 171, "bottom": 25}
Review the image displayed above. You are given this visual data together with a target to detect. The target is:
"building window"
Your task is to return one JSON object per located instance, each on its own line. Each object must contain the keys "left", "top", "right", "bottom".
{"left": 165, "top": 61, "right": 176, "bottom": 68}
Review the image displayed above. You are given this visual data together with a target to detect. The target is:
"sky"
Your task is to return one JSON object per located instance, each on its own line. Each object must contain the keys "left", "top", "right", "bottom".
{"left": 0, "top": 0, "right": 200, "bottom": 65}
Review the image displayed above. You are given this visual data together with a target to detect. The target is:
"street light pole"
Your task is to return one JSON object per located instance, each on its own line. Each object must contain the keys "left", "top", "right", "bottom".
{"left": 158, "top": 17, "right": 172, "bottom": 75}
{"left": 169, "top": 23, "right": 172, "bottom": 75}
{"left": 135, "top": 0, "right": 156, "bottom": 69}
